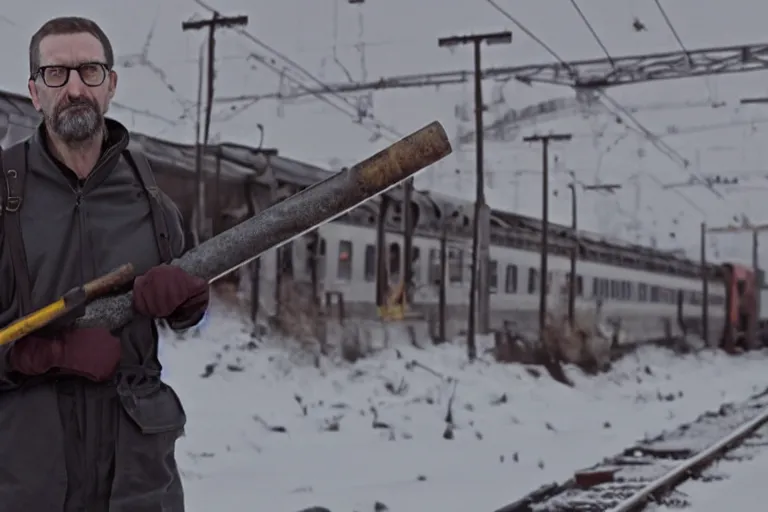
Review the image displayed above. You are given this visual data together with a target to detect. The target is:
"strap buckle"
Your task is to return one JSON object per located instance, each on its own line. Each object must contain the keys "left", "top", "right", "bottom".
{"left": 5, "top": 196, "right": 20, "bottom": 212}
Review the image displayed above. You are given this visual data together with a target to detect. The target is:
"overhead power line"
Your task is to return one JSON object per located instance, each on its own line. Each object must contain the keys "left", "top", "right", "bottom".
{"left": 568, "top": 0, "right": 614, "bottom": 66}
{"left": 191, "top": 0, "right": 402, "bottom": 141}
{"left": 215, "top": 42, "right": 768, "bottom": 103}
{"left": 654, "top": 0, "right": 691, "bottom": 63}
{"left": 484, "top": 0, "right": 710, "bottom": 213}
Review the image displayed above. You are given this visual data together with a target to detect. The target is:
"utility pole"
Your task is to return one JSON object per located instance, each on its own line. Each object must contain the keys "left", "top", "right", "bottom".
{"left": 523, "top": 133, "right": 572, "bottom": 342}
{"left": 182, "top": 12, "right": 249, "bottom": 244}
{"left": 402, "top": 178, "right": 414, "bottom": 307}
{"left": 438, "top": 30, "right": 512, "bottom": 361}
{"left": 566, "top": 175, "right": 621, "bottom": 325}
{"left": 701, "top": 222, "right": 709, "bottom": 347}
{"left": 568, "top": 176, "right": 577, "bottom": 325}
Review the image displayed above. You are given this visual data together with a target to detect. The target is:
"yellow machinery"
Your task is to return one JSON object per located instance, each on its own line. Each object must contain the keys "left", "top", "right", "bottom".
{"left": 378, "top": 280, "right": 407, "bottom": 321}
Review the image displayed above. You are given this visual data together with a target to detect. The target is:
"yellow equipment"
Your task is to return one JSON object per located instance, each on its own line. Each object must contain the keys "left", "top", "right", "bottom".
{"left": 378, "top": 280, "right": 407, "bottom": 321}
{"left": 0, "top": 264, "right": 135, "bottom": 346}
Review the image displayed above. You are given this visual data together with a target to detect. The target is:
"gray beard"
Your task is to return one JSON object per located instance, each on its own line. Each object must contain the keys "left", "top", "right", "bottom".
{"left": 46, "top": 101, "right": 103, "bottom": 146}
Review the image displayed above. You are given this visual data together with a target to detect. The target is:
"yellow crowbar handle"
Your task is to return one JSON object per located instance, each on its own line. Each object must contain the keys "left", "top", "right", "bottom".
{"left": 0, "top": 263, "right": 135, "bottom": 347}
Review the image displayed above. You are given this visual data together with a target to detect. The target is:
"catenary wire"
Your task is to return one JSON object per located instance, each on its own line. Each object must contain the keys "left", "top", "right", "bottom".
{"left": 568, "top": 0, "right": 614, "bottom": 66}
{"left": 190, "top": 0, "right": 403, "bottom": 140}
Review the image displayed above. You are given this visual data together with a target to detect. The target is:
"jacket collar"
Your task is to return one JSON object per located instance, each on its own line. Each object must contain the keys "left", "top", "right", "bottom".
{"left": 30, "top": 117, "right": 130, "bottom": 184}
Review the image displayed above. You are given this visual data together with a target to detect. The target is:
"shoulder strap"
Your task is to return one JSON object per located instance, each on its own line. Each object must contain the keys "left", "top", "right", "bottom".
{"left": 123, "top": 148, "right": 174, "bottom": 263}
{"left": 0, "top": 141, "right": 32, "bottom": 315}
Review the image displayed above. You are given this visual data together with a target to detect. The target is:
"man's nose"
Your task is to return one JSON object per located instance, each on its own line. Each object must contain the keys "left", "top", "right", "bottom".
{"left": 64, "top": 69, "right": 87, "bottom": 96}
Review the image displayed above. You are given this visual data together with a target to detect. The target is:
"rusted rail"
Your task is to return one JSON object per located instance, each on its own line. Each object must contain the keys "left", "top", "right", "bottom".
{"left": 608, "top": 407, "right": 768, "bottom": 512}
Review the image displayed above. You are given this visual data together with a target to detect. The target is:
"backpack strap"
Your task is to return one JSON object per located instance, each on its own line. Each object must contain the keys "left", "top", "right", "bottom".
{"left": 0, "top": 141, "right": 32, "bottom": 315}
{"left": 122, "top": 148, "right": 174, "bottom": 263}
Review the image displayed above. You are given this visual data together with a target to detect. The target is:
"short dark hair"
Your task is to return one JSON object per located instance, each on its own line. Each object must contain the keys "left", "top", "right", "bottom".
{"left": 29, "top": 16, "right": 114, "bottom": 76}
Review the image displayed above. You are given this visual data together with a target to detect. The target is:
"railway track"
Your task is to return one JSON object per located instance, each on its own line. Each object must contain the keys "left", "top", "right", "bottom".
{"left": 495, "top": 388, "right": 768, "bottom": 512}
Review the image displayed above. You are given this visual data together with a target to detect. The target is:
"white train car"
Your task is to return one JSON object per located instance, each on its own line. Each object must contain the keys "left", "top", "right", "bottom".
{"left": 242, "top": 159, "right": 730, "bottom": 347}
{"left": 260, "top": 218, "right": 726, "bottom": 346}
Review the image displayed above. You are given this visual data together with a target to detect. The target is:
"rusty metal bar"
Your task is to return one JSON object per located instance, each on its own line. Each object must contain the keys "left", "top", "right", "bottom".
{"left": 76, "top": 121, "right": 453, "bottom": 330}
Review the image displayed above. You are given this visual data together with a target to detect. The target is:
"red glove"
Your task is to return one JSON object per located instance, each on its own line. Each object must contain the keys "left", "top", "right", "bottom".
{"left": 132, "top": 264, "right": 209, "bottom": 325}
{"left": 8, "top": 327, "right": 121, "bottom": 382}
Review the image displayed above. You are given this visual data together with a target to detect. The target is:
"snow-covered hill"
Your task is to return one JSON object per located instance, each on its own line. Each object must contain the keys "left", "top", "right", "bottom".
{"left": 3, "top": 1, "right": 768, "bottom": 264}
{"left": 163, "top": 300, "right": 768, "bottom": 511}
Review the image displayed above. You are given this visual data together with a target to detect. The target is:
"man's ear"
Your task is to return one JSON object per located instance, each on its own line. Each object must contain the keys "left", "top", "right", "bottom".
{"left": 107, "top": 70, "right": 117, "bottom": 101}
{"left": 28, "top": 80, "right": 42, "bottom": 112}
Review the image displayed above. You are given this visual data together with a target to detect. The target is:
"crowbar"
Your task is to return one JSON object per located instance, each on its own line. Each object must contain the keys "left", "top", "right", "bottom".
{"left": 0, "top": 263, "right": 134, "bottom": 346}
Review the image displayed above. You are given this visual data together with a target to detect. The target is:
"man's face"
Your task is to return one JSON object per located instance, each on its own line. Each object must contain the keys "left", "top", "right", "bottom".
{"left": 28, "top": 32, "right": 117, "bottom": 145}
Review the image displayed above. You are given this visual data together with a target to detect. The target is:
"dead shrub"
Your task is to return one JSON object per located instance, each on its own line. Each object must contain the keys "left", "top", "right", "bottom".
{"left": 274, "top": 279, "right": 379, "bottom": 365}
{"left": 543, "top": 306, "right": 612, "bottom": 375}
{"left": 274, "top": 278, "right": 327, "bottom": 365}
{"left": 492, "top": 325, "right": 538, "bottom": 364}
{"left": 339, "top": 323, "right": 366, "bottom": 363}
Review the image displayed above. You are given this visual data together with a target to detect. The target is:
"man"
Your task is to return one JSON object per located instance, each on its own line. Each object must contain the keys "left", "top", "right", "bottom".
{"left": 0, "top": 16, "right": 209, "bottom": 511}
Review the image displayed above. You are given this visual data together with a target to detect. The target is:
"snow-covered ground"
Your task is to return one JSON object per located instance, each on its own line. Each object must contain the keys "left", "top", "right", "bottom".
{"left": 159, "top": 300, "right": 768, "bottom": 512}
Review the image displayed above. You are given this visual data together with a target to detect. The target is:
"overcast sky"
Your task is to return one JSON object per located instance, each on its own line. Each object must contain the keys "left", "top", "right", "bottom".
{"left": 3, "top": 0, "right": 768, "bottom": 264}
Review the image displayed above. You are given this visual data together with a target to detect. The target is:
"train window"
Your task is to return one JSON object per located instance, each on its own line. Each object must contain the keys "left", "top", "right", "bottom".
{"left": 389, "top": 243, "right": 401, "bottom": 278}
{"left": 317, "top": 238, "right": 326, "bottom": 280}
{"left": 278, "top": 242, "right": 294, "bottom": 278}
{"left": 621, "top": 281, "right": 631, "bottom": 300}
{"left": 412, "top": 247, "right": 422, "bottom": 283}
{"left": 528, "top": 268, "right": 537, "bottom": 294}
{"left": 489, "top": 259, "right": 498, "bottom": 293}
{"left": 364, "top": 244, "right": 376, "bottom": 282}
{"left": 638, "top": 283, "right": 648, "bottom": 302}
{"left": 337, "top": 240, "right": 353, "bottom": 280}
{"left": 305, "top": 235, "right": 326, "bottom": 278}
{"left": 592, "top": 277, "right": 599, "bottom": 297}
{"left": 304, "top": 236, "right": 316, "bottom": 275}
{"left": 428, "top": 248, "right": 441, "bottom": 285}
{"left": 449, "top": 249, "right": 463, "bottom": 284}
{"left": 505, "top": 264, "right": 518, "bottom": 293}
{"left": 610, "top": 280, "right": 619, "bottom": 299}
{"left": 566, "top": 273, "right": 584, "bottom": 297}
{"left": 691, "top": 291, "right": 702, "bottom": 306}
{"left": 650, "top": 286, "right": 660, "bottom": 302}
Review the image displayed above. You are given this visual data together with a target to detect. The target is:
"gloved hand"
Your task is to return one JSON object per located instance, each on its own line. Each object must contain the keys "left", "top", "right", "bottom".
{"left": 8, "top": 327, "right": 121, "bottom": 382}
{"left": 132, "top": 264, "right": 209, "bottom": 326}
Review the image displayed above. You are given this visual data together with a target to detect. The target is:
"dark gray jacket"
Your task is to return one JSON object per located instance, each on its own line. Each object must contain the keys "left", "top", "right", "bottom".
{"left": 0, "top": 118, "right": 191, "bottom": 511}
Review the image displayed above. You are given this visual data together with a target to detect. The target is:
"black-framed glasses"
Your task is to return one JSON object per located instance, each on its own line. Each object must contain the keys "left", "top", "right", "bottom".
{"left": 31, "top": 62, "right": 110, "bottom": 88}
